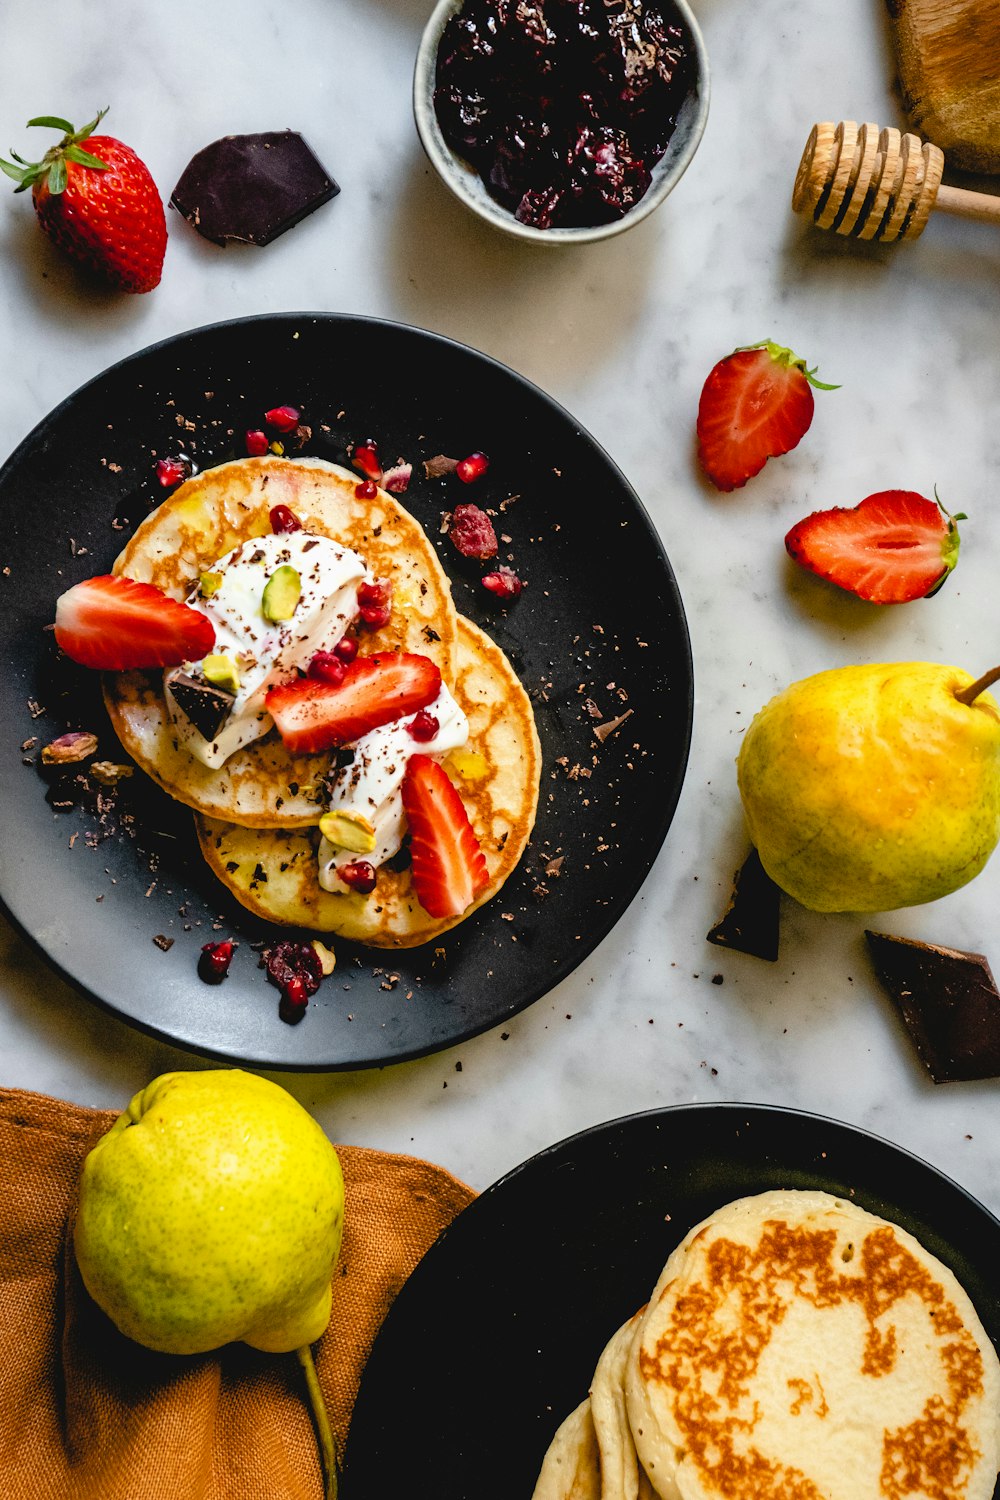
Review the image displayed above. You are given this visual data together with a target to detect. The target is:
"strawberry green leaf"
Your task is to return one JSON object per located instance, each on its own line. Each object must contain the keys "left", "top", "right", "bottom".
{"left": 26, "top": 115, "right": 75, "bottom": 133}
{"left": 63, "top": 144, "right": 109, "bottom": 170}
{"left": 0, "top": 157, "right": 28, "bottom": 183}
{"left": 47, "top": 155, "right": 67, "bottom": 195}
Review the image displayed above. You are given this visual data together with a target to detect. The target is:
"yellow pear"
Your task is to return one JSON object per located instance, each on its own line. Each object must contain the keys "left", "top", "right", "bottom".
{"left": 74, "top": 1069, "right": 345, "bottom": 1356}
{"left": 737, "top": 662, "right": 1000, "bottom": 913}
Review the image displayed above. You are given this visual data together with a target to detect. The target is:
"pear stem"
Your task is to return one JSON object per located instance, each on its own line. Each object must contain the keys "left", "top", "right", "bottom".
{"left": 296, "top": 1343, "right": 338, "bottom": 1500}
{"left": 954, "top": 665, "right": 1000, "bottom": 706}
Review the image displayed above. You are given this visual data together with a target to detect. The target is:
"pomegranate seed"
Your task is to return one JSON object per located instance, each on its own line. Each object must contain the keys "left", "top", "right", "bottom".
{"left": 355, "top": 479, "right": 378, "bottom": 500}
{"left": 246, "top": 429, "right": 269, "bottom": 456}
{"left": 357, "top": 577, "right": 393, "bottom": 629}
{"left": 357, "top": 579, "right": 391, "bottom": 609}
{"left": 156, "top": 456, "right": 189, "bottom": 488}
{"left": 198, "top": 938, "right": 235, "bottom": 983}
{"left": 265, "top": 405, "right": 301, "bottom": 432}
{"left": 482, "top": 565, "right": 523, "bottom": 599}
{"left": 449, "top": 502, "right": 498, "bottom": 559}
{"left": 352, "top": 439, "right": 383, "bottom": 483}
{"left": 456, "top": 451, "right": 489, "bottom": 484}
{"left": 340, "top": 860, "right": 377, "bottom": 894}
{"left": 308, "top": 650, "right": 345, "bottom": 685}
{"left": 270, "top": 504, "right": 302, "bottom": 533}
{"left": 382, "top": 461, "right": 412, "bottom": 494}
{"left": 265, "top": 940, "right": 324, "bottom": 1023}
{"left": 334, "top": 636, "right": 359, "bottom": 663}
{"left": 409, "top": 709, "right": 440, "bottom": 742}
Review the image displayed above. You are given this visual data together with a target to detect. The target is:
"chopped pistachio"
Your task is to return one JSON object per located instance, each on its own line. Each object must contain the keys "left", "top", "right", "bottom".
{"left": 41, "top": 731, "right": 99, "bottom": 765}
{"left": 203, "top": 654, "right": 241, "bottom": 695}
{"left": 311, "top": 939, "right": 336, "bottom": 977}
{"left": 199, "top": 570, "right": 223, "bottom": 597}
{"left": 262, "top": 564, "right": 301, "bottom": 622}
{"left": 319, "top": 808, "right": 377, "bottom": 853}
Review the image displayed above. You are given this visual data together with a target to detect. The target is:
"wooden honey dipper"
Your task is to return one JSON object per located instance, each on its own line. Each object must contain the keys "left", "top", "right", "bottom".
{"left": 793, "top": 120, "right": 1000, "bottom": 241}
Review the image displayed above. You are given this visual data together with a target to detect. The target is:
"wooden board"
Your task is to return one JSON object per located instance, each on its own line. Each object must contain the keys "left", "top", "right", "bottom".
{"left": 886, "top": 0, "right": 1000, "bottom": 172}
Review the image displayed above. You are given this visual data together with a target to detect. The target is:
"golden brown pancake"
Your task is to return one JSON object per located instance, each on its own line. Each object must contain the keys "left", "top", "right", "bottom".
{"left": 625, "top": 1190, "right": 1000, "bottom": 1500}
{"left": 532, "top": 1400, "right": 602, "bottom": 1500}
{"left": 195, "top": 617, "right": 541, "bottom": 946}
{"left": 104, "top": 456, "right": 459, "bottom": 827}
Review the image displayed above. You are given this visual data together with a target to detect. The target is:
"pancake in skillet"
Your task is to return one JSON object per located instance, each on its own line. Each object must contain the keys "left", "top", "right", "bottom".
{"left": 625, "top": 1189, "right": 1000, "bottom": 1500}
{"left": 196, "top": 616, "right": 541, "bottom": 946}
{"left": 103, "top": 456, "right": 458, "bottom": 827}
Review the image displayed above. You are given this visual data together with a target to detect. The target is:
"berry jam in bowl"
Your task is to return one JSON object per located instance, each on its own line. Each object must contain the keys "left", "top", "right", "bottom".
{"left": 413, "top": 0, "right": 709, "bottom": 245}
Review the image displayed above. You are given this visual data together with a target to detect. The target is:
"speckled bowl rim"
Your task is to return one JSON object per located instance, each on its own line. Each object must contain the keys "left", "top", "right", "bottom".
{"left": 413, "top": 0, "right": 711, "bottom": 245}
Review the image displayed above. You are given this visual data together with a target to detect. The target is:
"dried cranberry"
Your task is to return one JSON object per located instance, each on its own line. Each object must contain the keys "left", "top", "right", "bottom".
{"left": 246, "top": 429, "right": 269, "bottom": 456}
{"left": 156, "top": 456, "right": 189, "bottom": 488}
{"left": 449, "top": 502, "right": 498, "bottom": 559}
{"left": 409, "top": 709, "right": 440, "bottom": 742}
{"left": 270, "top": 504, "right": 302, "bottom": 533}
{"left": 334, "top": 636, "right": 359, "bottom": 664}
{"left": 355, "top": 479, "right": 378, "bottom": 500}
{"left": 456, "top": 452, "right": 490, "bottom": 484}
{"left": 266, "top": 940, "right": 324, "bottom": 1022}
{"left": 357, "top": 578, "right": 393, "bottom": 629}
{"left": 339, "top": 861, "right": 377, "bottom": 894}
{"left": 352, "top": 439, "right": 383, "bottom": 483}
{"left": 265, "top": 405, "right": 301, "bottom": 432}
{"left": 482, "top": 565, "right": 523, "bottom": 599}
{"left": 199, "top": 939, "right": 235, "bottom": 983}
{"left": 308, "top": 650, "right": 346, "bottom": 685}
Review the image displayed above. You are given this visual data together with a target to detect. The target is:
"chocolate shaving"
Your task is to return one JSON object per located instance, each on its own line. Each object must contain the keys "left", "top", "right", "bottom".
{"left": 593, "top": 709, "right": 633, "bottom": 742}
{"left": 707, "top": 848, "right": 780, "bottom": 962}
{"left": 866, "top": 930, "right": 1000, "bottom": 1083}
{"left": 424, "top": 454, "right": 459, "bottom": 479}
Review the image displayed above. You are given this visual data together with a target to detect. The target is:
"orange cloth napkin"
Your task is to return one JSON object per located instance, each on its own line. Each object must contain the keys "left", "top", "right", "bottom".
{"left": 0, "top": 1086, "right": 475, "bottom": 1500}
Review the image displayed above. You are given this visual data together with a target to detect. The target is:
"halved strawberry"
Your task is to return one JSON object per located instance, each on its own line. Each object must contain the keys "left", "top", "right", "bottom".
{"left": 401, "top": 755, "right": 489, "bottom": 919}
{"left": 697, "top": 340, "right": 836, "bottom": 492}
{"left": 785, "top": 490, "right": 963, "bottom": 604}
{"left": 266, "top": 653, "right": 441, "bottom": 752}
{"left": 54, "top": 574, "right": 215, "bottom": 669}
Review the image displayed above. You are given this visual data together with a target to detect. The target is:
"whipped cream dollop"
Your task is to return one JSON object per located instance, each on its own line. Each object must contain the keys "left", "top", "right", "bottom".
{"left": 318, "top": 685, "right": 469, "bottom": 891}
{"left": 166, "top": 530, "right": 370, "bottom": 768}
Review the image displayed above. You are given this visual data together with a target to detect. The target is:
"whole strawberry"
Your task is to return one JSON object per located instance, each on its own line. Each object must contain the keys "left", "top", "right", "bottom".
{"left": 1, "top": 110, "right": 166, "bottom": 292}
{"left": 697, "top": 339, "right": 837, "bottom": 492}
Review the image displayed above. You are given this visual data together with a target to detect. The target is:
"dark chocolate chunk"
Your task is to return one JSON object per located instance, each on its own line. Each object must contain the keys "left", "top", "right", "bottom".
{"left": 707, "top": 847, "right": 780, "bottom": 962}
{"left": 171, "top": 132, "right": 339, "bottom": 247}
{"left": 866, "top": 929, "right": 1000, "bottom": 1083}
{"left": 166, "top": 671, "right": 235, "bottom": 742}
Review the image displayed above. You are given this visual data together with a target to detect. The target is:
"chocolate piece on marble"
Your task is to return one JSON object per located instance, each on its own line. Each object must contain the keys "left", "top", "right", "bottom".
{"left": 865, "top": 929, "right": 1000, "bottom": 1083}
{"left": 171, "top": 132, "right": 339, "bottom": 247}
{"left": 706, "top": 847, "right": 780, "bottom": 962}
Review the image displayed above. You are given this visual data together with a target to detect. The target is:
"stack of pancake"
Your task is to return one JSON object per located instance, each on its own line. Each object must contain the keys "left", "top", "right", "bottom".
{"left": 103, "top": 455, "right": 541, "bottom": 946}
{"left": 533, "top": 1190, "right": 1000, "bottom": 1500}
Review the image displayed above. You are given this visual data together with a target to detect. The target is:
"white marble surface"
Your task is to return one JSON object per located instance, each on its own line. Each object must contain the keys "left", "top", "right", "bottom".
{"left": 1, "top": 0, "right": 999, "bottom": 1223}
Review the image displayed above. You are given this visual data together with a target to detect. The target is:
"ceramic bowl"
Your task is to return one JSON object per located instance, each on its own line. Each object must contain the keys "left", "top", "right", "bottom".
{"left": 412, "top": 0, "right": 710, "bottom": 245}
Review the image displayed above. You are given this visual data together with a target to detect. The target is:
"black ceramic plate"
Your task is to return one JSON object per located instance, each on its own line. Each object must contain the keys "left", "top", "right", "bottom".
{"left": 0, "top": 313, "right": 692, "bottom": 1069}
{"left": 343, "top": 1103, "right": 1000, "bottom": 1499}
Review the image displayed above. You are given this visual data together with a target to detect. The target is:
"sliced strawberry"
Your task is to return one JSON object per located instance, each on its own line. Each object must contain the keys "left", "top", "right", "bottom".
{"left": 266, "top": 653, "right": 441, "bottom": 752}
{"left": 401, "top": 755, "right": 489, "bottom": 919}
{"left": 785, "top": 490, "right": 963, "bottom": 604}
{"left": 696, "top": 340, "right": 836, "bottom": 492}
{"left": 54, "top": 574, "right": 215, "bottom": 669}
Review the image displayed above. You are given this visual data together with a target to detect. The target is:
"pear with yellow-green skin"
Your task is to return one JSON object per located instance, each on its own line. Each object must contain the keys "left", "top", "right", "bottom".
{"left": 74, "top": 1069, "right": 345, "bottom": 1355}
{"left": 737, "top": 662, "right": 1000, "bottom": 913}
